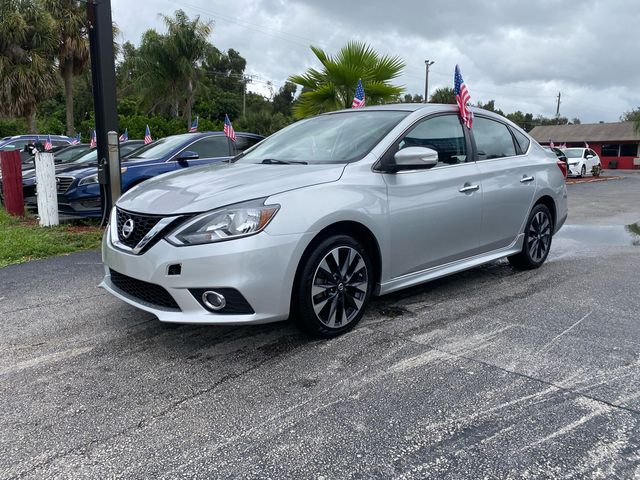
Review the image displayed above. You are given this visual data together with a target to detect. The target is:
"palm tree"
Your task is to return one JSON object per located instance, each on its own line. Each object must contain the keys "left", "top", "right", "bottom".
{"left": 288, "top": 41, "right": 405, "bottom": 118}
{"left": 136, "top": 10, "right": 211, "bottom": 128}
{"left": 42, "top": 0, "right": 88, "bottom": 136}
{"left": 0, "top": 0, "right": 58, "bottom": 132}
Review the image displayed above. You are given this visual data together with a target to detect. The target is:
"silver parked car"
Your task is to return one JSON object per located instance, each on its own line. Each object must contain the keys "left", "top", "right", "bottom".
{"left": 101, "top": 104, "right": 568, "bottom": 337}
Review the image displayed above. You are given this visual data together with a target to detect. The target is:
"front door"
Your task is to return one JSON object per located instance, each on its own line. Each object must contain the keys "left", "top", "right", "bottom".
{"left": 382, "top": 114, "right": 483, "bottom": 279}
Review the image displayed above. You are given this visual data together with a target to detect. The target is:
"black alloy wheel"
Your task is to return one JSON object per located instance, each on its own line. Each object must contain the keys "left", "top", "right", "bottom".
{"left": 508, "top": 204, "right": 553, "bottom": 270}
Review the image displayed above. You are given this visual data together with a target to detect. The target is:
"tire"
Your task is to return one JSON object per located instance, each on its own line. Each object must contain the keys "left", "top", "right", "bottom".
{"left": 508, "top": 204, "right": 553, "bottom": 270}
{"left": 292, "top": 234, "right": 373, "bottom": 338}
{"left": 580, "top": 164, "right": 586, "bottom": 177}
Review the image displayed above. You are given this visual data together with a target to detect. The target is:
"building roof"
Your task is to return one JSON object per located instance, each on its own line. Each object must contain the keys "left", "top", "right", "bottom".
{"left": 530, "top": 122, "right": 640, "bottom": 143}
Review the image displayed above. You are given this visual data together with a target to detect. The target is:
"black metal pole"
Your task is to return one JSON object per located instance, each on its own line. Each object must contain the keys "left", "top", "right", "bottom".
{"left": 87, "top": 0, "right": 119, "bottom": 225}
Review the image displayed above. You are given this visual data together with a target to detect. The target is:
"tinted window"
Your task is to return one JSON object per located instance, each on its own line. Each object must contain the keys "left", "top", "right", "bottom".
{"left": 235, "top": 136, "right": 261, "bottom": 152}
{"left": 0, "top": 140, "right": 29, "bottom": 151}
{"left": 621, "top": 143, "right": 639, "bottom": 156}
{"left": 601, "top": 144, "right": 619, "bottom": 157}
{"left": 187, "top": 136, "right": 230, "bottom": 159}
{"left": 511, "top": 128, "right": 530, "bottom": 153}
{"left": 395, "top": 114, "right": 467, "bottom": 166}
{"left": 473, "top": 117, "right": 516, "bottom": 160}
{"left": 128, "top": 135, "right": 192, "bottom": 160}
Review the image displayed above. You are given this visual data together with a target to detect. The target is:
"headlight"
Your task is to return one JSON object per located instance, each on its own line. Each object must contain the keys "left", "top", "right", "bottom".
{"left": 78, "top": 173, "right": 98, "bottom": 186}
{"left": 166, "top": 198, "right": 279, "bottom": 246}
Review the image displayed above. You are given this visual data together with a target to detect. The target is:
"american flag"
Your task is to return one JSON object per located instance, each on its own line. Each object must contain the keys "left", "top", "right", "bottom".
{"left": 352, "top": 79, "right": 366, "bottom": 108}
{"left": 71, "top": 133, "right": 81, "bottom": 145}
{"left": 144, "top": 125, "right": 152, "bottom": 144}
{"left": 560, "top": 143, "right": 567, "bottom": 149}
{"left": 189, "top": 116, "right": 199, "bottom": 133}
{"left": 549, "top": 140, "right": 555, "bottom": 148}
{"left": 454, "top": 65, "right": 472, "bottom": 129}
{"left": 584, "top": 142, "right": 590, "bottom": 148}
{"left": 119, "top": 128, "right": 128, "bottom": 142}
{"left": 90, "top": 130, "right": 97, "bottom": 148}
{"left": 44, "top": 134, "right": 53, "bottom": 151}
{"left": 224, "top": 114, "right": 236, "bottom": 142}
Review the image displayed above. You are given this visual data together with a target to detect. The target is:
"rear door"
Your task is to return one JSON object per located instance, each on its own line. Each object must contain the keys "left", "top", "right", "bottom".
{"left": 472, "top": 116, "right": 537, "bottom": 252}
{"left": 382, "top": 113, "right": 483, "bottom": 278}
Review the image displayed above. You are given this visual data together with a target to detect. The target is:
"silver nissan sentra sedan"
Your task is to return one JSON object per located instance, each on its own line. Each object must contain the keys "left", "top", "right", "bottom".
{"left": 101, "top": 104, "right": 568, "bottom": 337}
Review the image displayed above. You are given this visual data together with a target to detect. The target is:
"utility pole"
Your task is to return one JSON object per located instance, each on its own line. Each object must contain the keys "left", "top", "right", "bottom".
{"left": 555, "top": 91, "right": 561, "bottom": 119}
{"left": 424, "top": 60, "right": 435, "bottom": 103}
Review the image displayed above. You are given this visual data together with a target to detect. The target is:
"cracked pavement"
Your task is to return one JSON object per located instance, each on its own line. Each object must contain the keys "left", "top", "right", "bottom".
{"left": 1, "top": 172, "right": 640, "bottom": 478}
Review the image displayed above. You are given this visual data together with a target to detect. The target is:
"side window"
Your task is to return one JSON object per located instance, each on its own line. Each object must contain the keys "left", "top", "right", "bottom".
{"left": 394, "top": 115, "right": 467, "bottom": 166}
{"left": 186, "top": 137, "right": 230, "bottom": 159}
{"left": 583, "top": 150, "right": 589, "bottom": 158}
{"left": 473, "top": 117, "right": 517, "bottom": 160}
{"left": 235, "top": 136, "right": 261, "bottom": 152}
{"left": 511, "top": 128, "right": 530, "bottom": 154}
{"left": 52, "top": 140, "right": 68, "bottom": 147}
{"left": 1, "top": 140, "right": 28, "bottom": 151}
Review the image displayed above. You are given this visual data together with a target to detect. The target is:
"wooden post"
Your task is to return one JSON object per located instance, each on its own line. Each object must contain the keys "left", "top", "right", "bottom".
{"left": 0, "top": 150, "right": 24, "bottom": 216}
{"left": 34, "top": 152, "right": 59, "bottom": 226}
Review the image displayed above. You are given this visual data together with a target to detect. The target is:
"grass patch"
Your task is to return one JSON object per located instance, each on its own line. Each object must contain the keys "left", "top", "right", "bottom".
{"left": 0, "top": 208, "right": 103, "bottom": 268}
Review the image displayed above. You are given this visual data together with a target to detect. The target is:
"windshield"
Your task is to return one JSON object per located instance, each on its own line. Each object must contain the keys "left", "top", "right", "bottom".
{"left": 72, "top": 149, "right": 97, "bottom": 164}
{"left": 563, "top": 148, "right": 583, "bottom": 158}
{"left": 237, "top": 110, "right": 409, "bottom": 164}
{"left": 126, "top": 135, "right": 190, "bottom": 160}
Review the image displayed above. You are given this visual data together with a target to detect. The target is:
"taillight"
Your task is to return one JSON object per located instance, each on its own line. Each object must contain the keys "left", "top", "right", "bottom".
{"left": 557, "top": 160, "right": 567, "bottom": 180}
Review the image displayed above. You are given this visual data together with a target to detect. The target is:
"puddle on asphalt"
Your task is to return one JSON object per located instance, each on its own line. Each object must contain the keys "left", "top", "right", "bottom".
{"left": 554, "top": 223, "right": 640, "bottom": 247}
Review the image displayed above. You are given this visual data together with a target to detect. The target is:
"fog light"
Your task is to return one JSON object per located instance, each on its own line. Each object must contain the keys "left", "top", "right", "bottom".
{"left": 202, "top": 291, "right": 226, "bottom": 311}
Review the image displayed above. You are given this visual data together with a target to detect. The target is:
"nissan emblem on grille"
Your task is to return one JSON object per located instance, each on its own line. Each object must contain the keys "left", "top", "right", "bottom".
{"left": 121, "top": 219, "right": 135, "bottom": 239}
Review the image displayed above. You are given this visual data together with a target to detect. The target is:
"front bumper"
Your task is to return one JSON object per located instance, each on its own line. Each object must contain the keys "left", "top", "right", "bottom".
{"left": 567, "top": 164, "right": 582, "bottom": 176}
{"left": 101, "top": 225, "right": 312, "bottom": 325}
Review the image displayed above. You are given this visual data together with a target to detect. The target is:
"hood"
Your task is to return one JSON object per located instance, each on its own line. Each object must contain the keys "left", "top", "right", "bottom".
{"left": 55, "top": 163, "right": 97, "bottom": 177}
{"left": 116, "top": 162, "right": 346, "bottom": 215}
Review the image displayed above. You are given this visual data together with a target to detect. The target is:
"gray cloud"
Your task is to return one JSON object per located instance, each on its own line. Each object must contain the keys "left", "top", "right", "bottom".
{"left": 111, "top": 0, "right": 640, "bottom": 122}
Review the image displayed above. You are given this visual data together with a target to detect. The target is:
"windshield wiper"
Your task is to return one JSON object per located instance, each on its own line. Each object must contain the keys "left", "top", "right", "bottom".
{"left": 260, "top": 159, "right": 307, "bottom": 165}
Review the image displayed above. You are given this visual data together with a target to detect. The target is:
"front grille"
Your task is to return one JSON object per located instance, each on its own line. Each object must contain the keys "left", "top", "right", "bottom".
{"left": 56, "top": 176, "right": 74, "bottom": 193}
{"left": 116, "top": 208, "right": 163, "bottom": 249}
{"left": 109, "top": 269, "right": 180, "bottom": 311}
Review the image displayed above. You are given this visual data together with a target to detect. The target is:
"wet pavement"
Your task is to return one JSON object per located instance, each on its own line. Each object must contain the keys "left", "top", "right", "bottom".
{"left": 1, "top": 173, "right": 640, "bottom": 478}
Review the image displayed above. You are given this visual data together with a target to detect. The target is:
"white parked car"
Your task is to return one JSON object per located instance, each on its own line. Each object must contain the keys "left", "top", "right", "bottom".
{"left": 562, "top": 148, "right": 601, "bottom": 177}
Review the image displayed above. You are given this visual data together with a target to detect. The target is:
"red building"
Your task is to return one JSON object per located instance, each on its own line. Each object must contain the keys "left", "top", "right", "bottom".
{"left": 530, "top": 122, "right": 640, "bottom": 169}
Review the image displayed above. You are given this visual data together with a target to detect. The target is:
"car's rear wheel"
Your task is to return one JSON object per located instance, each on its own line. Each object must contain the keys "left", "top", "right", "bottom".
{"left": 508, "top": 204, "right": 553, "bottom": 270}
{"left": 292, "top": 235, "right": 373, "bottom": 337}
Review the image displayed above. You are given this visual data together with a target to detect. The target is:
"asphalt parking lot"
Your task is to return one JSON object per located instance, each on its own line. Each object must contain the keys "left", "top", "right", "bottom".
{"left": 2, "top": 172, "right": 640, "bottom": 479}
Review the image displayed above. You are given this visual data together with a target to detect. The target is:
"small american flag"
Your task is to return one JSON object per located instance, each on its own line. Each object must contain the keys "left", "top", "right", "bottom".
{"left": 560, "top": 143, "right": 567, "bottom": 149}
{"left": 224, "top": 114, "right": 236, "bottom": 142}
{"left": 549, "top": 140, "right": 555, "bottom": 148}
{"left": 584, "top": 142, "right": 590, "bottom": 149}
{"left": 454, "top": 65, "right": 472, "bottom": 129}
{"left": 352, "top": 79, "right": 366, "bottom": 108}
{"left": 119, "top": 128, "right": 128, "bottom": 142}
{"left": 44, "top": 134, "right": 53, "bottom": 151}
{"left": 189, "top": 116, "right": 199, "bottom": 133}
{"left": 71, "top": 133, "right": 81, "bottom": 145}
{"left": 90, "top": 130, "right": 97, "bottom": 148}
{"left": 144, "top": 125, "right": 152, "bottom": 144}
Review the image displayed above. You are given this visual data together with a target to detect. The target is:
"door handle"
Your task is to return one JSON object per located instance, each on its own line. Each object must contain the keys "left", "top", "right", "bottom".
{"left": 459, "top": 184, "right": 480, "bottom": 193}
{"left": 520, "top": 176, "right": 535, "bottom": 183}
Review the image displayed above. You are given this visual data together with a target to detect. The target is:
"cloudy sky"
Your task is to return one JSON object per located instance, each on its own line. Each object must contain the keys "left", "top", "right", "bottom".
{"left": 111, "top": 0, "right": 639, "bottom": 123}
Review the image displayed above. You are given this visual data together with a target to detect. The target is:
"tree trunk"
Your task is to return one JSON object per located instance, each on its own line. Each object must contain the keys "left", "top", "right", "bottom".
{"left": 63, "top": 63, "right": 75, "bottom": 136}
{"left": 26, "top": 108, "right": 37, "bottom": 133}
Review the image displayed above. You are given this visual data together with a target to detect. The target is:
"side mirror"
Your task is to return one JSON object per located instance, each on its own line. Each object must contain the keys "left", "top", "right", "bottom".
{"left": 176, "top": 150, "right": 199, "bottom": 161}
{"left": 586, "top": 154, "right": 594, "bottom": 159}
{"left": 391, "top": 147, "right": 438, "bottom": 172}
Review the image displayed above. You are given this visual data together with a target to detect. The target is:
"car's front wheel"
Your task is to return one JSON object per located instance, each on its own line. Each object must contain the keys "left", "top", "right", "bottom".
{"left": 292, "top": 235, "right": 373, "bottom": 337}
{"left": 508, "top": 204, "right": 553, "bottom": 270}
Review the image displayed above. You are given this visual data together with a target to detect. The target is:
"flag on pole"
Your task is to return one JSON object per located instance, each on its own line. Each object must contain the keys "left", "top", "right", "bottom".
{"left": 119, "top": 128, "right": 128, "bottom": 142}
{"left": 454, "top": 65, "right": 473, "bottom": 129}
{"left": 560, "top": 143, "right": 567, "bottom": 149}
{"left": 144, "top": 125, "right": 152, "bottom": 144}
{"left": 549, "top": 140, "right": 555, "bottom": 148}
{"left": 223, "top": 114, "right": 236, "bottom": 142}
{"left": 585, "top": 142, "right": 590, "bottom": 149}
{"left": 351, "top": 79, "right": 366, "bottom": 108}
{"left": 44, "top": 134, "right": 53, "bottom": 151}
{"left": 71, "top": 133, "right": 81, "bottom": 145}
{"left": 189, "top": 116, "right": 199, "bottom": 133}
{"left": 90, "top": 130, "right": 97, "bottom": 148}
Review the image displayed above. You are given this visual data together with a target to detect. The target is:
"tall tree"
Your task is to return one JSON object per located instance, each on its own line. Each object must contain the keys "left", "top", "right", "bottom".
{"left": 42, "top": 0, "right": 88, "bottom": 136}
{"left": 621, "top": 107, "right": 640, "bottom": 132}
{"left": 0, "top": 0, "right": 58, "bottom": 132}
{"left": 272, "top": 81, "right": 297, "bottom": 116}
{"left": 428, "top": 87, "right": 456, "bottom": 104}
{"left": 288, "top": 41, "right": 405, "bottom": 118}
